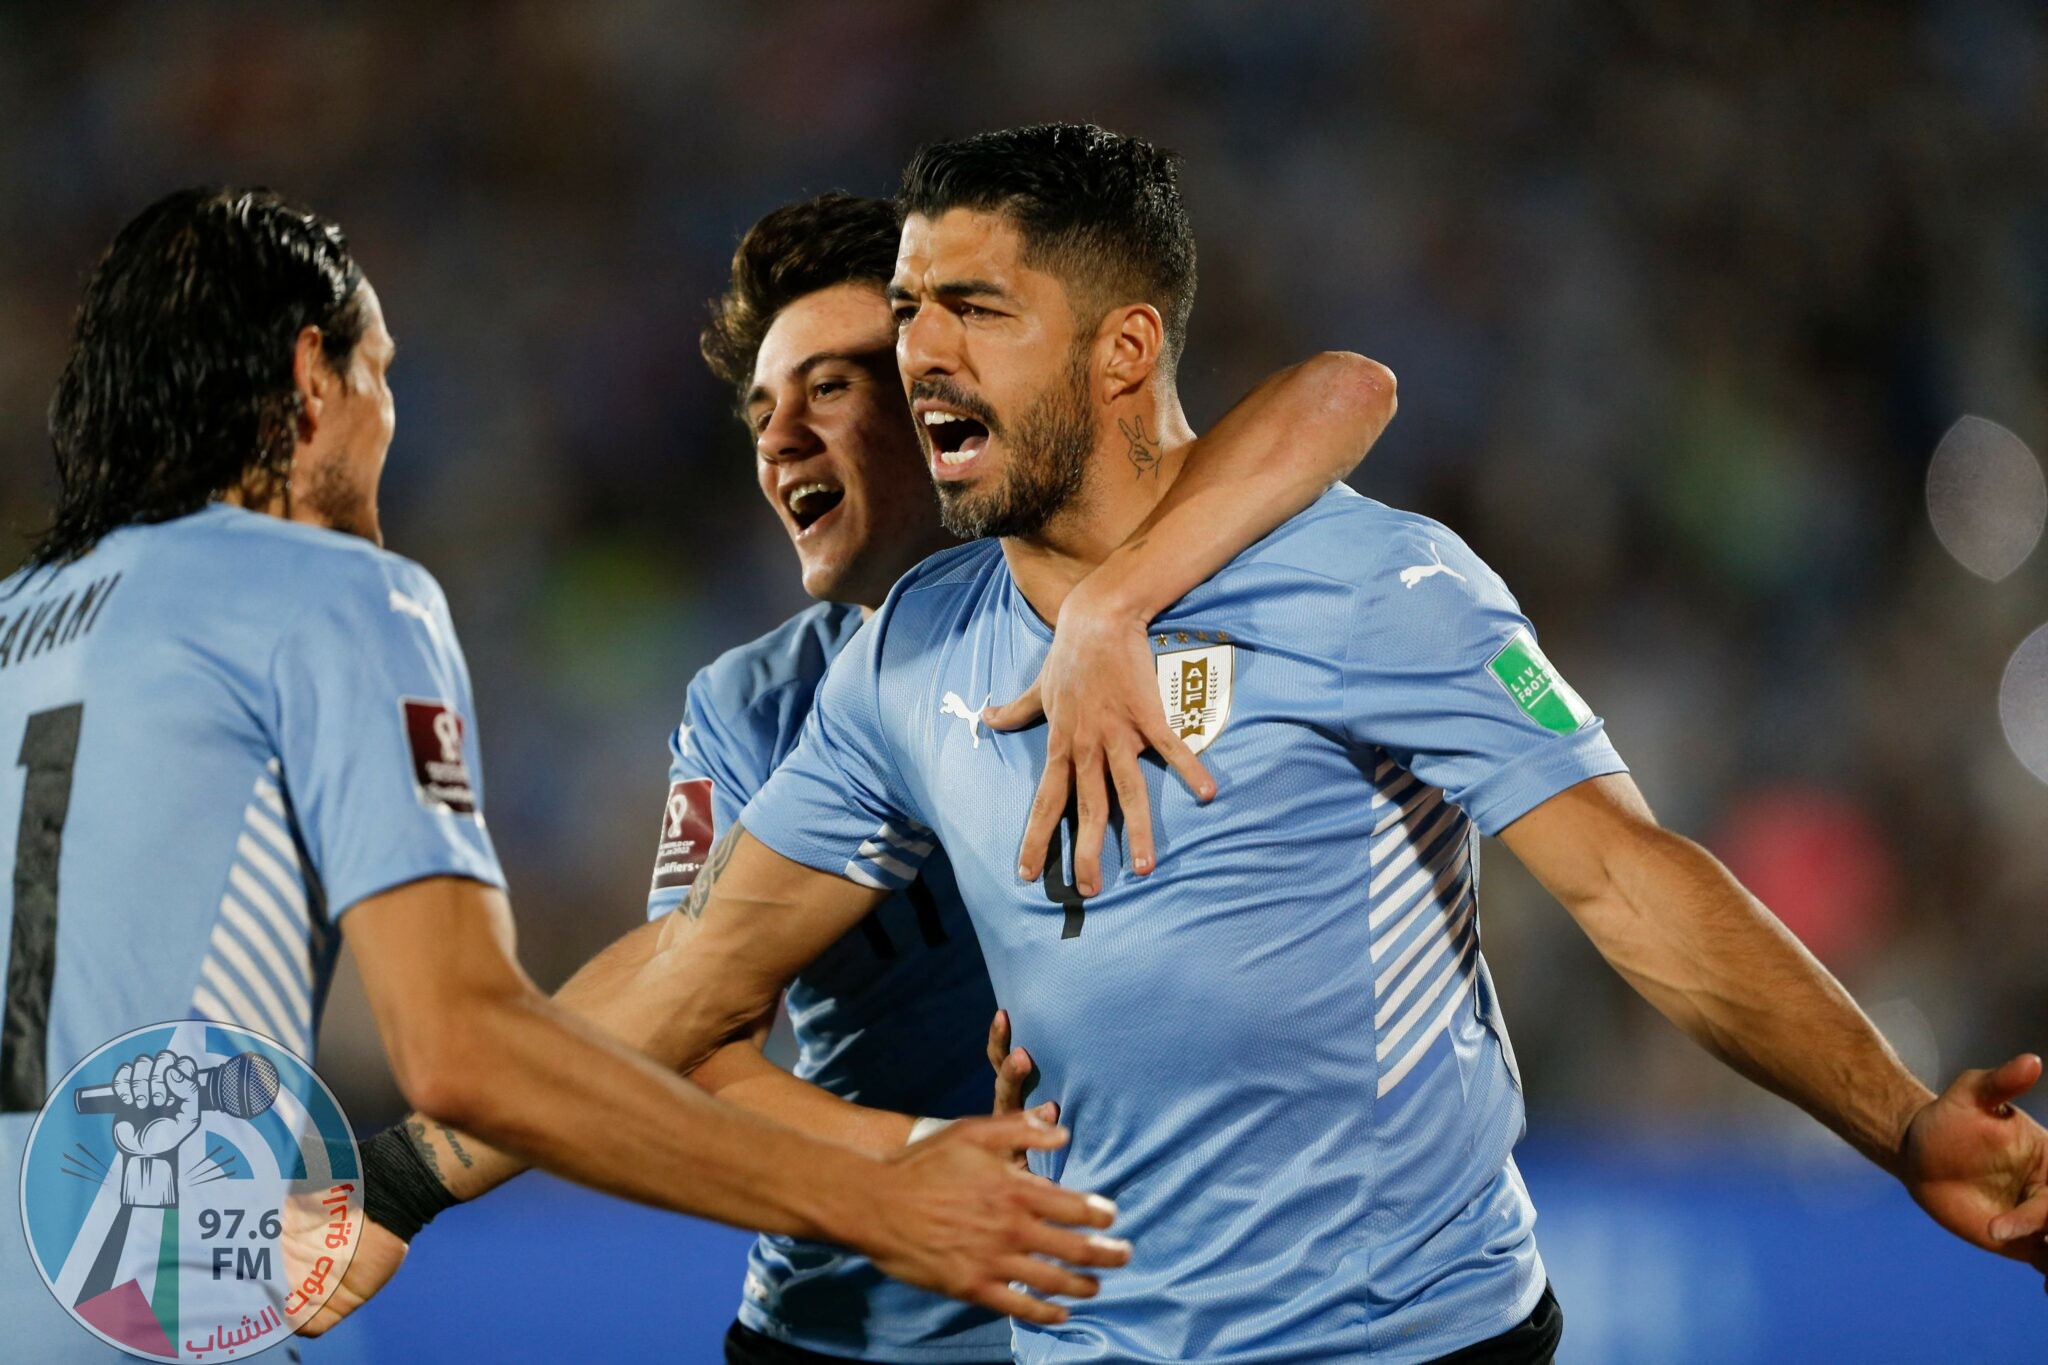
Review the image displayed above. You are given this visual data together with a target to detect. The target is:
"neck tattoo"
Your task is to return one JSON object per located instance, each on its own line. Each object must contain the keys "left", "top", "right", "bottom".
{"left": 1118, "top": 415, "right": 1162, "bottom": 479}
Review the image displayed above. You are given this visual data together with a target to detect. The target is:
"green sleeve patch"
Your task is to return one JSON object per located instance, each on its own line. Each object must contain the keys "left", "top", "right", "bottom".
{"left": 1487, "top": 627, "right": 1595, "bottom": 734}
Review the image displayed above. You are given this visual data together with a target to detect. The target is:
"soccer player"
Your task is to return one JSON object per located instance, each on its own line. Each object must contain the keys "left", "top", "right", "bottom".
{"left": 521, "top": 124, "right": 2046, "bottom": 1362}
{"left": 318, "top": 190, "right": 1397, "bottom": 1360}
{"left": 0, "top": 187, "right": 1123, "bottom": 1362}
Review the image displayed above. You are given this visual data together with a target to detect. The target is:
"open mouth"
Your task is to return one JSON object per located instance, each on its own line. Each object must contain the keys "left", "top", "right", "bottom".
{"left": 785, "top": 480, "right": 845, "bottom": 535}
{"left": 922, "top": 410, "right": 992, "bottom": 468}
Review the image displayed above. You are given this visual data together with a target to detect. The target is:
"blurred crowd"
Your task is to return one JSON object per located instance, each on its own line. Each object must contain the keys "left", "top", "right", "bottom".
{"left": 1, "top": 2, "right": 2043, "bottom": 1138}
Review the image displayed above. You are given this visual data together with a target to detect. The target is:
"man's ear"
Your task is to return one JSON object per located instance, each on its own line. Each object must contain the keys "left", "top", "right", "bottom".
{"left": 1099, "top": 303, "right": 1165, "bottom": 402}
{"left": 291, "top": 325, "right": 329, "bottom": 443}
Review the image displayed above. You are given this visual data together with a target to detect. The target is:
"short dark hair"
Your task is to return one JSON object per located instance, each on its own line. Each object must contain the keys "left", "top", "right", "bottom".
{"left": 25, "top": 186, "right": 367, "bottom": 571}
{"left": 899, "top": 122, "right": 1197, "bottom": 370}
{"left": 700, "top": 191, "right": 903, "bottom": 407}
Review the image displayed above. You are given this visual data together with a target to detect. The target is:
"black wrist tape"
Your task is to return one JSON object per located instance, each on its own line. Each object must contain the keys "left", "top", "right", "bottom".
{"left": 361, "top": 1123, "right": 459, "bottom": 1243}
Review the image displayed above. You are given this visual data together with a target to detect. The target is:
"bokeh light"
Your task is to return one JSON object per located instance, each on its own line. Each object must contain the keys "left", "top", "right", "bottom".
{"left": 1999, "top": 623, "right": 2048, "bottom": 785}
{"left": 1925, "top": 415, "right": 2046, "bottom": 582}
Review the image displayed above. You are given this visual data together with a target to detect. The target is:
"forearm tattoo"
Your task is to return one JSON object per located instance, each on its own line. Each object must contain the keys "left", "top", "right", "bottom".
{"left": 401, "top": 1118, "right": 446, "bottom": 1184}
{"left": 682, "top": 823, "right": 745, "bottom": 920}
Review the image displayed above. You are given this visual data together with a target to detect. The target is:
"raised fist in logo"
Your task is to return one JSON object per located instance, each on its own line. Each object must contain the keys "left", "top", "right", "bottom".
{"left": 110, "top": 1050, "right": 200, "bottom": 1206}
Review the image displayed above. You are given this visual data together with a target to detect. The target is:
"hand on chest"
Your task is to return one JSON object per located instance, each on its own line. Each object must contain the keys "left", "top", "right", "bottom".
{"left": 915, "top": 627, "right": 1337, "bottom": 945}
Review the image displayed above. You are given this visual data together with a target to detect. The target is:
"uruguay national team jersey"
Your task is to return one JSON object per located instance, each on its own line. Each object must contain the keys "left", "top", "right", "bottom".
{"left": 0, "top": 503, "right": 502, "bottom": 1361}
{"left": 745, "top": 486, "right": 1629, "bottom": 1364}
{"left": 646, "top": 601, "right": 1006, "bottom": 1363}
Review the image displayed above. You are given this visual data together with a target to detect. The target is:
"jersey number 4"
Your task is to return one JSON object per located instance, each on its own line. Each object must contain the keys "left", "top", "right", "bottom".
{"left": 2, "top": 703, "right": 83, "bottom": 1113}
{"left": 1041, "top": 797, "right": 1088, "bottom": 940}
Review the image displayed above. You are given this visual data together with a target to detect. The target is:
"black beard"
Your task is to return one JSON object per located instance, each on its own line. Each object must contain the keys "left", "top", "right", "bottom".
{"left": 936, "top": 344, "right": 1094, "bottom": 541}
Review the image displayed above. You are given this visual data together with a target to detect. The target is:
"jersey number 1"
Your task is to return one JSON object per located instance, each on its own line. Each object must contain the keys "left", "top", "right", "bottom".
{"left": 2, "top": 703, "right": 83, "bottom": 1113}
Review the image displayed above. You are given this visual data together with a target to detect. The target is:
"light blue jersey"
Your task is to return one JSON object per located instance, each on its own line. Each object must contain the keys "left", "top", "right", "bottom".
{"left": 0, "top": 503, "right": 502, "bottom": 1361}
{"left": 745, "top": 486, "right": 1628, "bottom": 1364}
{"left": 647, "top": 602, "right": 1007, "bottom": 1362}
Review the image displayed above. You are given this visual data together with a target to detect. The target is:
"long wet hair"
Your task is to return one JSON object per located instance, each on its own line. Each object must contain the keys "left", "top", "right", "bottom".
{"left": 23, "top": 186, "right": 366, "bottom": 571}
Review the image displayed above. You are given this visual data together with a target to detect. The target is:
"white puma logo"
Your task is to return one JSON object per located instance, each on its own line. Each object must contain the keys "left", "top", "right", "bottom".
{"left": 1399, "top": 543, "right": 1467, "bottom": 590}
{"left": 388, "top": 588, "right": 442, "bottom": 642}
{"left": 940, "top": 690, "right": 989, "bottom": 748}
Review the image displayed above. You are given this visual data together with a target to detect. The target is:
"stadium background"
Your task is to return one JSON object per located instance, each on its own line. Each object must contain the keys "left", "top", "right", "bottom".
{"left": 1, "top": 3, "right": 2043, "bottom": 1359}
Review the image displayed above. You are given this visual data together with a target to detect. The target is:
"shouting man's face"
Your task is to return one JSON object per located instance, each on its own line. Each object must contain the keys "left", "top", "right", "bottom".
{"left": 891, "top": 209, "right": 1098, "bottom": 542}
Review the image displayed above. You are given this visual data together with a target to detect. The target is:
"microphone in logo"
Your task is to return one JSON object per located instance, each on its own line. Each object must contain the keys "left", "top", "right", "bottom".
{"left": 72, "top": 1051, "right": 282, "bottom": 1120}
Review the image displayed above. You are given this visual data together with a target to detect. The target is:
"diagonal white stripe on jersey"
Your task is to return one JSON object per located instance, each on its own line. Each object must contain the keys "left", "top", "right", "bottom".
{"left": 842, "top": 861, "right": 892, "bottom": 891}
{"left": 1368, "top": 769, "right": 1421, "bottom": 813}
{"left": 221, "top": 895, "right": 312, "bottom": 1012}
{"left": 1378, "top": 951, "right": 1481, "bottom": 1097}
{"left": 229, "top": 871, "right": 314, "bottom": 993}
{"left": 1369, "top": 834, "right": 1472, "bottom": 940}
{"left": 199, "top": 957, "right": 278, "bottom": 1043}
{"left": 226, "top": 863, "right": 307, "bottom": 976}
{"left": 236, "top": 832, "right": 308, "bottom": 920}
{"left": 193, "top": 985, "right": 239, "bottom": 1029}
{"left": 254, "top": 777, "right": 287, "bottom": 819}
{"left": 1373, "top": 847, "right": 1475, "bottom": 975}
{"left": 245, "top": 801, "right": 302, "bottom": 870}
{"left": 877, "top": 824, "right": 936, "bottom": 856}
{"left": 1368, "top": 801, "right": 1462, "bottom": 896}
{"left": 1378, "top": 935, "right": 1478, "bottom": 1063}
{"left": 206, "top": 922, "right": 307, "bottom": 1054}
{"left": 860, "top": 850, "right": 919, "bottom": 882}
{"left": 1371, "top": 782, "right": 1440, "bottom": 838}
{"left": 1376, "top": 891, "right": 1476, "bottom": 1027}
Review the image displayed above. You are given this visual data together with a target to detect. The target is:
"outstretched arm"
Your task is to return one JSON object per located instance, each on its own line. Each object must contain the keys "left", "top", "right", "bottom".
{"left": 310, "top": 864, "right": 1122, "bottom": 1335}
{"left": 992, "top": 350, "right": 1398, "bottom": 892}
{"left": 358, "top": 914, "right": 919, "bottom": 1222}
{"left": 1502, "top": 773, "right": 2048, "bottom": 1279}
{"left": 346, "top": 872, "right": 881, "bottom": 1234}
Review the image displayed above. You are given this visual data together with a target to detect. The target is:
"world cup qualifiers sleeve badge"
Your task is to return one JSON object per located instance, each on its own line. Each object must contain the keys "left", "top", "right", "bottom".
{"left": 650, "top": 777, "right": 715, "bottom": 892}
{"left": 18, "top": 1021, "right": 363, "bottom": 1360}
{"left": 400, "top": 697, "right": 478, "bottom": 816}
